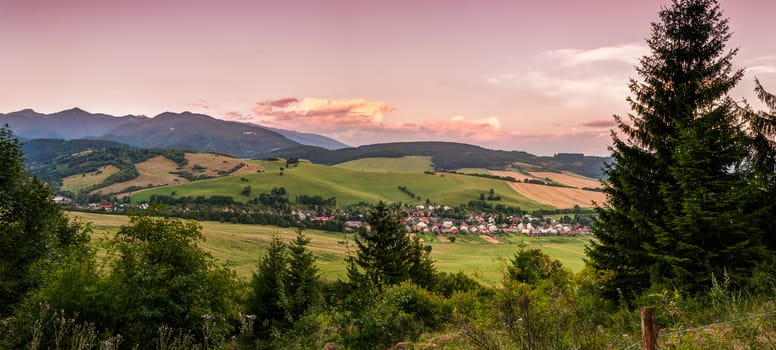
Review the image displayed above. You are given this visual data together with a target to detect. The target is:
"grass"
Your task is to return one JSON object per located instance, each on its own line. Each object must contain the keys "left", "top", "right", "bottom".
{"left": 61, "top": 165, "right": 119, "bottom": 193}
{"left": 334, "top": 156, "right": 434, "bottom": 173}
{"left": 69, "top": 211, "right": 590, "bottom": 282}
{"left": 129, "top": 160, "right": 553, "bottom": 211}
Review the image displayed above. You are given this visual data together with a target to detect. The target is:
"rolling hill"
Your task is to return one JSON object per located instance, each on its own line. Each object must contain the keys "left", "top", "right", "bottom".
{"left": 265, "top": 142, "right": 609, "bottom": 179}
{"left": 128, "top": 159, "right": 556, "bottom": 210}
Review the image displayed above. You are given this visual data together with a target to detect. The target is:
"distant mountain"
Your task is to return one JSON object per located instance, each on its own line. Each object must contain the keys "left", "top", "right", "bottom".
{"left": 0, "top": 108, "right": 147, "bottom": 139}
{"left": 262, "top": 142, "right": 610, "bottom": 178}
{"left": 262, "top": 126, "right": 349, "bottom": 150}
{"left": 1, "top": 108, "right": 349, "bottom": 156}
{"left": 100, "top": 111, "right": 299, "bottom": 158}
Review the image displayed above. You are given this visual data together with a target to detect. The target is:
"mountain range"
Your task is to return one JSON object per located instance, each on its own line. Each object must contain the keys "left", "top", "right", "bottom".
{"left": 2, "top": 108, "right": 610, "bottom": 178}
{"left": 0, "top": 108, "right": 349, "bottom": 156}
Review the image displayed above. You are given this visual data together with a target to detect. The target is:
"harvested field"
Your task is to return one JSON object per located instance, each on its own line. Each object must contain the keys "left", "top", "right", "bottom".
{"left": 503, "top": 182, "right": 605, "bottom": 209}
{"left": 97, "top": 156, "right": 187, "bottom": 194}
{"left": 95, "top": 153, "right": 265, "bottom": 195}
{"left": 182, "top": 153, "right": 263, "bottom": 176}
{"left": 528, "top": 171, "right": 602, "bottom": 189}
{"left": 62, "top": 165, "right": 119, "bottom": 192}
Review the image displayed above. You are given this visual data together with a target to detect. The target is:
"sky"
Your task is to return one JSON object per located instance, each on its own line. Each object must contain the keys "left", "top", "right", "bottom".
{"left": 1, "top": 0, "right": 774, "bottom": 156}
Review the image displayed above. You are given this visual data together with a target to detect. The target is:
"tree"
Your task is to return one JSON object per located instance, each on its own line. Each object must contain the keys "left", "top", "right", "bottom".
{"left": 347, "top": 201, "right": 436, "bottom": 290}
{"left": 104, "top": 213, "right": 241, "bottom": 346}
{"left": 0, "top": 125, "right": 83, "bottom": 315}
{"left": 587, "top": 0, "right": 768, "bottom": 299}
{"left": 285, "top": 230, "right": 322, "bottom": 321}
{"left": 247, "top": 235, "right": 289, "bottom": 338}
{"left": 247, "top": 230, "right": 323, "bottom": 345}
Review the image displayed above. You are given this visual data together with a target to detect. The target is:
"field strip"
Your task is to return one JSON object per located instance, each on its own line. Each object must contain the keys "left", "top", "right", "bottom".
{"left": 527, "top": 171, "right": 602, "bottom": 189}
{"left": 501, "top": 182, "right": 605, "bottom": 209}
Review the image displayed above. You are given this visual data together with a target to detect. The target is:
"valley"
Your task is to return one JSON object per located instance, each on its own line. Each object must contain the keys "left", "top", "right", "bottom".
{"left": 70, "top": 211, "right": 590, "bottom": 281}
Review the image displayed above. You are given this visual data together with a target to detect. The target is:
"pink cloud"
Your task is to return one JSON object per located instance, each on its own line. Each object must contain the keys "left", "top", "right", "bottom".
{"left": 581, "top": 119, "right": 616, "bottom": 128}
{"left": 223, "top": 111, "right": 246, "bottom": 120}
{"left": 252, "top": 97, "right": 396, "bottom": 131}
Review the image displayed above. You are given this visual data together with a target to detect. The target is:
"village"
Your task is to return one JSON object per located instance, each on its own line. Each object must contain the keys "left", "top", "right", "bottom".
{"left": 295, "top": 204, "right": 592, "bottom": 237}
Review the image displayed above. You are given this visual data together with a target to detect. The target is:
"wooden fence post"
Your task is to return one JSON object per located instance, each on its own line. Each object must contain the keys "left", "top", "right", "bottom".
{"left": 641, "top": 306, "right": 657, "bottom": 350}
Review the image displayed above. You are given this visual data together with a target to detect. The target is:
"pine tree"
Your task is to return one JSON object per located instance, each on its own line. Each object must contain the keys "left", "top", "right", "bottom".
{"left": 248, "top": 235, "right": 290, "bottom": 336}
{"left": 587, "top": 0, "right": 768, "bottom": 298}
{"left": 286, "top": 229, "right": 322, "bottom": 321}
{"left": 347, "top": 201, "right": 435, "bottom": 290}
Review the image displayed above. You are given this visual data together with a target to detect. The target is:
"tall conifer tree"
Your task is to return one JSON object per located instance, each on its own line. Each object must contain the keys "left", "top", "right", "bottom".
{"left": 587, "top": 0, "right": 767, "bottom": 298}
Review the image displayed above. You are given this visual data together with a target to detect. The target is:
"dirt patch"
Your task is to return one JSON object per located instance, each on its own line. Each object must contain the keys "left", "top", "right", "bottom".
{"left": 479, "top": 234, "right": 500, "bottom": 244}
{"left": 528, "top": 171, "right": 602, "bottom": 189}
{"left": 503, "top": 182, "right": 605, "bottom": 209}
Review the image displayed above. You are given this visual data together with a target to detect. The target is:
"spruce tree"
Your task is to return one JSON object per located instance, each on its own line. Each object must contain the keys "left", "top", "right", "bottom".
{"left": 347, "top": 201, "right": 435, "bottom": 290}
{"left": 286, "top": 229, "right": 322, "bottom": 321}
{"left": 248, "top": 235, "right": 290, "bottom": 337}
{"left": 587, "top": 0, "right": 767, "bottom": 298}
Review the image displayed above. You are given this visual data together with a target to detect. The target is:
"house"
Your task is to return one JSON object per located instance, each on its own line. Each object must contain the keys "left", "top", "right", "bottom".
{"left": 53, "top": 196, "right": 72, "bottom": 205}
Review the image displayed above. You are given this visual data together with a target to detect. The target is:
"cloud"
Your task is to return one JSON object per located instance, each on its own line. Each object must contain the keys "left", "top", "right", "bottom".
{"left": 408, "top": 115, "right": 504, "bottom": 142}
{"left": 581, "top": 119, "right": 617, "bottom": 128}
{"left": 223, "top": 111, "right": 247, "bottom": 121}
{"left": 252, "top": 97, "right": 396, "bottom": 131}
{"left": 488, "top": 44, "right": 645, "bottom": 106}
{"left": 542, "top": 44, "right": 648, "bottom": 67}
{"left": 189, "top": 99, "right": 215, "bottom": 110}
{"left": 748, "top": 65, "right": 776, "bottom": 74}
{"left": 743, "top": 56, "right": 776, "bottom": 75}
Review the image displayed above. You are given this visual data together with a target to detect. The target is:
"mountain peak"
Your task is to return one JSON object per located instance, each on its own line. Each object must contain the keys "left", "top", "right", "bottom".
{"left": 62, "top": 107, "right": 88, "bottom": 113}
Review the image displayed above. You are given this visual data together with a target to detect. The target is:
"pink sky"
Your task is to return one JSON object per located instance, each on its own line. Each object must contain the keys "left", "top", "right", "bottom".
{"left": 1, "top": 0, "right": 774, "bottom": 156}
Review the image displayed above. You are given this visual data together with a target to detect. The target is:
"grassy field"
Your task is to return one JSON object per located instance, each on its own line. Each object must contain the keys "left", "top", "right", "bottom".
{"left": 68, "top": 212, "right": 590, "bottom": 282}
{"left": 334, "top": 156, "right": 434, "bottom": 173}
{"left": 129, "top": 160, "right": 553, "bottom": 211}
{"left": 62, "top": 165, "right": 119, "bottom": 193}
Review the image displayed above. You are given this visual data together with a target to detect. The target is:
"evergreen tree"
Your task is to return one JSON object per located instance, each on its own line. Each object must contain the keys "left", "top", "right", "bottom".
{"left": 587, "top": 0, "right": 767, "bottom": 298}
{"left": 248, "top": 235, "right": 289, "bottom": 337}
{"left": 745, "top": 79, "right": 776, "bottom": 252}
{"left": 285, "top": 229, "right": 322, "bottom": 322}
{"left": 347, "top": 201, "right": 435, "bottom": 290}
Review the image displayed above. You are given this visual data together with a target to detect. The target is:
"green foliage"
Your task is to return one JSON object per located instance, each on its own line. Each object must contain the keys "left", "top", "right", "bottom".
{"left": 347, "top": 201, "right": 436, "bottom": 290}
{"left": 0, "top": 126, "right": 85, "bottom": 315}
{"left": 247, "top": 230, "right": 323, "bottom": 344}
{"left": 587, "top": 0, "right": 773, "bottom": 299}
{"left": 338, "top": 283, "right": 448, "bottom": 350}
{"left": 248, "top": 235, "right": 289, "bottom": 339}
{"left": 434, "top": 271, "right": 481, "bottom": 298}
{"left": 507, "top": 244, "right": 566, "bottom": 286}
{"left": 103, "top": 213, "right": 242, "bottom": 347}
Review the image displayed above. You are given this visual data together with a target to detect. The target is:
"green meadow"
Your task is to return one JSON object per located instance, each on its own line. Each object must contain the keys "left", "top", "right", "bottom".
{"left": 69, "top": 211, "right": 590, "bottom": 282}
{"left": 129, "top": 159, "right": 553, "bottom": 211}
{"left": 333, "top": 155, "right": 435, "bottom": 173}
